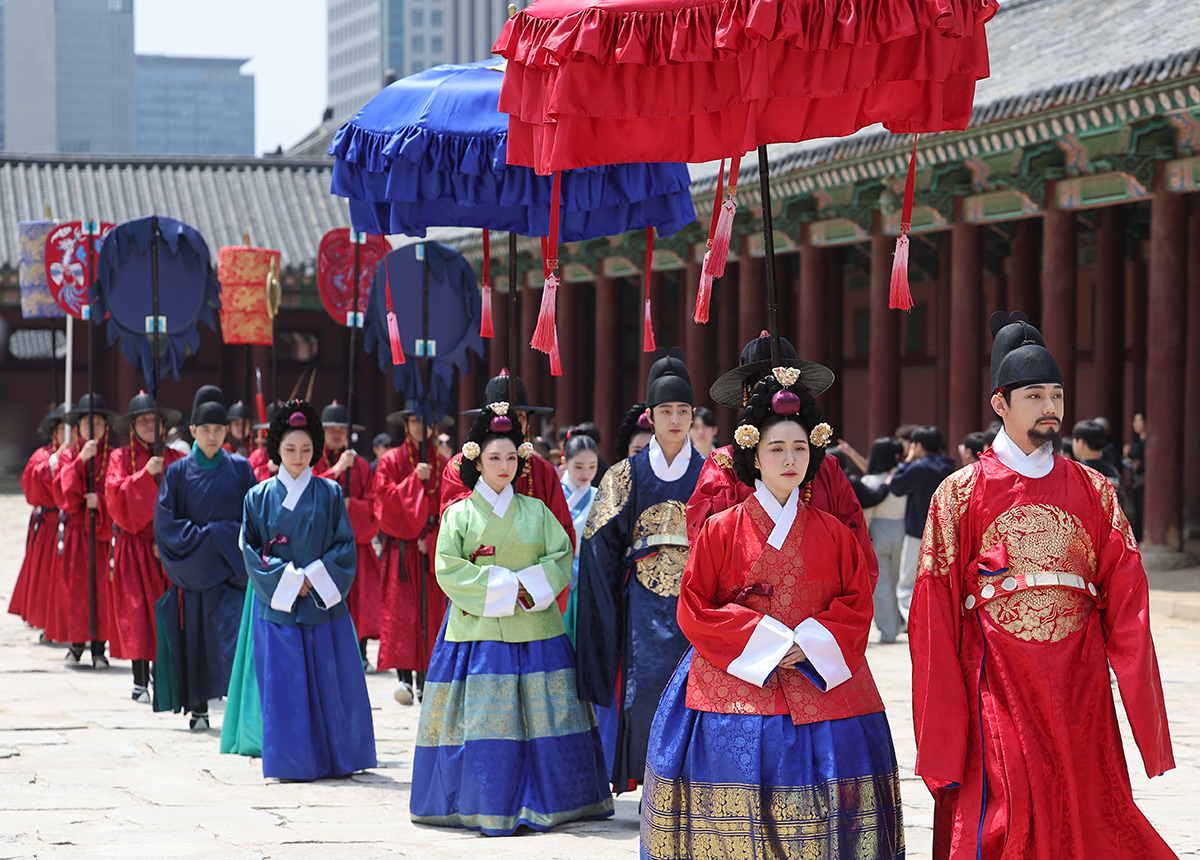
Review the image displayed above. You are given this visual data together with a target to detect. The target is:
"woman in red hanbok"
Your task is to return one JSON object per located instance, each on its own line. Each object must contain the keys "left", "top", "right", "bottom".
{"left": 642, "top": 370, "right": 903, "bottom": 860}
{"left": 105, "top": 393, "right": 183, "bottom": 701}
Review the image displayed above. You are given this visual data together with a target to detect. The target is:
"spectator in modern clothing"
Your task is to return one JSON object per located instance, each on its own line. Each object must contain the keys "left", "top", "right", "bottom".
{"left": 888, "top": 425, "right": 955, "bottom": 624}
{"left": 1092, "top": 416, "right": 1122, "bottom": 470}
{"left": 371, "top": 433, "right": 394, "bottom": 472}
{"left": 895, "top": 424, "right": 917, "bottom": 460}
{"left": 982, "top": 421, "right": 1002, "bottom": 451}
{"left": 860, "top": 438, "right": 907, "bottom": 643}
{"left": 1123, "top": 412, "right": 1146, "bottom": 540}
{"left": 1073, "top": 420, "right": 1121, "bottom": 488}
{"left": 688, "top": 407, "right": 718, "bottom": 458}
{"left": 958, "top": 431, "right": 986, "bottom": 468}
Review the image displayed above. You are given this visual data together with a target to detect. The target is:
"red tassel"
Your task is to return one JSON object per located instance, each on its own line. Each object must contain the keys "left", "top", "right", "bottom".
{"left": 694, "top": 262, "right": 714, "bottom": 323}
{"left": 384, "top": 258, "right": 405, "bottom": 365}
{"left": 643, "top": 296, "right": 656, "bottom": 351}
{"left": 549, "top": 326, "right": 563, "bottom": 376}
{"left": 705, "top": 198, "right": 736, "bottom": 278}
{"left": 480, "top": 283, "right": 494, "bottom": 338}
{"left": 889, "top": 234, "right": 913, "bottom": 311}
{"left": 530, "top": 272, "right": 558, "bottom": 353}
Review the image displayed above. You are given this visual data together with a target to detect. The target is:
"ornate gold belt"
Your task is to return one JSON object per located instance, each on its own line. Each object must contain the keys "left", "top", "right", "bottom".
{"left": 964, "top": 571, "right": 1099, "bottom": 613}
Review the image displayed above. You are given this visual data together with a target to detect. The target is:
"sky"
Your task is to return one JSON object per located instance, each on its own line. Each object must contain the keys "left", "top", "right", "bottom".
{"left": 135, "top": 0, "right": 327, "bottom": 155}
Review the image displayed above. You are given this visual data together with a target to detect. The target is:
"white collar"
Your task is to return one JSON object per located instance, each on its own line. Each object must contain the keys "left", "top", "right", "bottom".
{"left": 753, "top": 480, "right": 800, "bottom": 550}
{"left": 992, "top": 427, "right": 1056, "bottom": 479}
{"left": 648, "top": 435, "right": 693, "bottom": 482}
{"left": 476, "top": 481, "right": 515, "bottom": 518}
{"left": 277, "top": 466, "right": 313, "bottom": 511}
{"left": 564, "top": 475, "right": 592, "bottom": 511}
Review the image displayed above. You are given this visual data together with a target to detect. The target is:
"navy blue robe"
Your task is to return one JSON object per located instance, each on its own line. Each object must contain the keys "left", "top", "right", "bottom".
{"left": 576, "top": 442, "right": 704, "bottom": 791}
{"left": 154, "top": 448, "right": 256, "bottom": 713}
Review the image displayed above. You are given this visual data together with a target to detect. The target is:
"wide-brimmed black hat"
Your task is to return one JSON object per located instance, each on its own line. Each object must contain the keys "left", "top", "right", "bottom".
{"left": 461, "top": 370, "right": 552, "bottom": 418}
{"left": 191, "top": 384, "right": 227, "bottom": 427}
{"left": 990, "top": 311, "right": 1063, "bottom": 394}
{"left": 113, "top": 391, "right": 183, "bottom": 436}
{"left": 386, "top": 407, "right": 456, "bottom": 431}
{"left": 710, "top": 331, "right": 834, "bottom": 408}
{"left": 646, "top": 348, "right": 694, "bottom": 407}
{"left": 252, "top": 400, "right": 285, "bottom": 431}
{"left": 66, "top": 393, "right": 119, "bottom": 427}
{"left": 320, "top": 402, "right": 366, "bottom": 432}
{"left": 38, "top": 403, "right": 71, "bottom": 439}
{"left": 227, "top": 401, "right": 250, "bottom": 422}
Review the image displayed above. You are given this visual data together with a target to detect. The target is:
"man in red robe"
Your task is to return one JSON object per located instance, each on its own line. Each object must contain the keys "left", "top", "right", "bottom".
{"left": 51, "top": 394, "right": 117, "bottom": 667}
{"left": 685, "top": 334, "right": 877, "bottom": 585}
{"left": 374, "top": 402, "right": 448, "bottom": 704}
{"left": 106, "top": 393, "right": 184, "bottom": 702}
{"left": 910, "top": 312, "right": 1176, "bottom": 859}
{"left": 314, "top": 401, "right": 382, "bottom": 669}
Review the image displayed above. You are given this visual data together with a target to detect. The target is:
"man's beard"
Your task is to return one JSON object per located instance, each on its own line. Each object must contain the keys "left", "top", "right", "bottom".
{"left": 1027, "top": 423, "right": 1062, "bottom": 453}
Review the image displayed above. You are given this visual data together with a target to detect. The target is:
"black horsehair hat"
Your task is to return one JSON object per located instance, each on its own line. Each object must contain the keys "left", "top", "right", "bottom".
{"left": 320, "top": 401, "right": 366, "bottom": 432}
{"left": 38, "top": 402, "right": 71, "bottom": 439}
{"left": 460, "top": 369, "right": 552, "bottom": 419}
{"left": 646, "top": 348, "right": 695, "bottom": 408}
{"left": 989, "top": 311, "right": 1063, "bottom": 394}
{"left": 386, "top": 402, "right": 456, "bottom": 431}
{"left": 114, "top": 391, "right": 183, "bottom": 436}
{"left": 191, "top": 384, "right": 227, "bottom": 427}
{"left": 227, "top": 401, "right": 249, "bottom": 422}
{"left": 710, "top": 331, "right": 834, "bottom": 408}
{"left": 66, "top": 393, "right": 119, "bottom": 427}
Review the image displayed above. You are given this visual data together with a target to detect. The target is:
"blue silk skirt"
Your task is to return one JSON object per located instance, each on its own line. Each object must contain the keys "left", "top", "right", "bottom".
{"left": 411, "top": 626, "right": 615, "bottom": 836}
{"left": 252, "top": 611, "right": 377, "bottom": 781}
{"left": 641, "top": 650, "right": 905, "bottom": 860}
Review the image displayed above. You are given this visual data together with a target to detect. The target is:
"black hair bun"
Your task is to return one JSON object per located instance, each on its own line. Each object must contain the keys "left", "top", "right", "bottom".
{"left": 266, "top": 399, "right": 324, "bottom": 467}
{"left": 730, "top": 377, "right": 826, "bottom": 490}
{"left": 459, "top": 404, "right": 529, "bottom": 490}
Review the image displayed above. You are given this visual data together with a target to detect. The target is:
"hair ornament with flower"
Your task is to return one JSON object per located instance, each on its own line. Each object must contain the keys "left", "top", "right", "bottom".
{"left": 734, "top": 424, "right": 761, "bottom": 449}
{"left": 809, "top": 423, "right": 834, "bottom": 447}
{"left": 517, "top": 441, "right": 535, "bottom": 459}
{"left": 489, "top": 401, "right": 509, "bottom": 415}
{"left": 462, "top": 441, "right": 481, "bottom": 460}
{"left": 772, "top": 366, "right": 801, "bottom": 387}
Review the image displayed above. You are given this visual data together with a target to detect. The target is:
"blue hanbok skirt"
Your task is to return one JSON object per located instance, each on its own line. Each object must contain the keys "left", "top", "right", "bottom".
{"left": 641, "top": 650, "right": 904, "bottom": 860}
{"left": 252, "top": 610, "right": 376, "bottom": 781}
{"left": 411, "top": 623, "right": 615, "bottom": 835}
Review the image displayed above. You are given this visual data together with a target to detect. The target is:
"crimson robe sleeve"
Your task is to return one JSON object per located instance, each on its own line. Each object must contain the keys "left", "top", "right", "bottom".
{"left": 373, "top": 449, "right": 430, "bottom": 541}
{"left": 1090, "top": 474, "right": 1175, "bottom": 778}
{"left": 818, "top": 458, "right": 879, "bottom": 587}
{"left": 30, "top": 450, "right": 59, "bottom": 507}
{"left": 439, "top": 454, "right": 471, "bottom": 516}
{"left": 21, "top": 449, "right": 47, "bottom": 505}
{"left": 908, "top": 470, "right": 974, "bottom": 792}
{"left": 686, "top": 450, "right": 744, "bottom": 543}
{"left": 802, "top": 514, "right": 875, "bottom": 677}
{"left": 105, "top": 450, "right": 159, "bottom": 534}
{"left": 59, "top": 450, "right": 90, "bottom": 516}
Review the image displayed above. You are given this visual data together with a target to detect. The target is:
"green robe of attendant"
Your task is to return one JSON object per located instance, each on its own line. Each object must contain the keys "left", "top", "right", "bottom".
{"left": 435, "top": 489, "right": 573, "bottom": 642}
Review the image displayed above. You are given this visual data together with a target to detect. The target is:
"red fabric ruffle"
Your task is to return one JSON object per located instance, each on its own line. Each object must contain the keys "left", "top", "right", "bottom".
{"left": 494, "top": 0, "right": 996, "bottom": 70}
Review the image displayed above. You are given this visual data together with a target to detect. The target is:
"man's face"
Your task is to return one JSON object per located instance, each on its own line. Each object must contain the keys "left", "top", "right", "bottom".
{"left": 133, "top": 413, "right": 158, "bottom": 446}
{"left": 77, "top": 415, "right": 107, "bottom": 442}
{"left": 650, "top": 403, "right": 693, "bottom": 445}
{"left": 229, "top": 419, "right": 249, "bottom": 441}
{"left": 325, "top": 426, "right": 349, "bottom": 450}
{"left": 689, "top": 417, "right": 716, "bottom": 449}
{"left": 992, "top": 384, "right": 1064, "bottom": 449}
{"left": 191, "top": 423, "right": 227, "bottom": 457}
{"left": 404, "top": 416, "right": 431, "bottom": 444}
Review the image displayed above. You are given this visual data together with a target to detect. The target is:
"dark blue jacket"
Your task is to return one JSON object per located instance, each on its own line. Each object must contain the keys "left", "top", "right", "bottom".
{"left": 889, "top": 453, "right": 957, "bottom": 538}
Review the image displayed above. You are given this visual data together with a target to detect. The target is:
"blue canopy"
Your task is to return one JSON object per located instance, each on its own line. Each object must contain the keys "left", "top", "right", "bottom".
{"left": 90, "top": 216, "right": 221, "bottom": 395}
{"left": 329, "top": 60, "right": 696, "bottom": 241}
{"left": 362, "top": 242, "right": 483, "bottom": 424}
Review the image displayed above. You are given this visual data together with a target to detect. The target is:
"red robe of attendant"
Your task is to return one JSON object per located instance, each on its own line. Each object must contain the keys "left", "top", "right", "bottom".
{"left": 440, "top": 451, "right": 576, "bottom": 613}
{"left": 682, "top": 495, "right": 884, "bottom": 723}
{"left": 22, "top": 447, "right": 64, "bottom": 632}
{"left": 104, "top": 438, "right": 184, "bottom": 661}
{"left": 910, "top": 449, "right": 1176, "bottom": 860}
{"left": 248, "top": 446, "right": 274, "bottom": 483}
{"left": 374, "top": 439, "right": 448, "bottom": 672}
{"left": 686, "top": 446, "right": 878, "bottom": 585}
{"left": 314, "top": 446, "right": 382, "bottom": 640}
{"left": 49, "top": 439, "right": 113, "bottom": 644}
{"left": 9, "top": 444, "right": 59, "bottom": 624}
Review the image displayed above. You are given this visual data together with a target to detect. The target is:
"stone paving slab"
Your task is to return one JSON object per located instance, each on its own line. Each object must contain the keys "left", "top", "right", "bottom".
{"left": 1, "top": 492, "right": 1197, "bottom": 858}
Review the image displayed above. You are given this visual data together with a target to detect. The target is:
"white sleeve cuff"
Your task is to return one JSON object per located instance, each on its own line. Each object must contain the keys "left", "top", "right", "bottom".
{"left": 793, "top": 618, "right": 853, "bottom": 690}
{"left": 270, "top": 562, "right": 305, "bottom": 612}
{"left": 483, "top": 566, "right": 518, "bottom": 617}
{"left": 514, "top": 564, "right": 556, "bottom": 612}
{"left": 726, "top": 615, "right": 795, "bottom": 687}
{"left": 304, "top": 559, "right": 342, "bottom": 609}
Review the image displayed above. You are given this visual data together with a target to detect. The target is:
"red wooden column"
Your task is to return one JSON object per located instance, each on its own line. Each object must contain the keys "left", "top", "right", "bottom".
{"left": 823, "top": 247, "right": 845, "bottom": 432}
{"left": 798, "top": 224, "right": 827, "bottom": 363}
{"left": 717, "top": 266, "right": 741, "bottom": 441}
{"left": 1184, "top": 196, "right": 1200, "bottom": 536}
{"left": 948, "top": 199, "right": 982, "bottom": 449}
{"left": 593, "top": 274, "right": 620, "bottom": 463}
{"left": 1041, "top": 184, "right": 1077, "bottom": 420}
{"left": 1144, "top": 164, "right": 1187, "bottom": 551}
{"left": 1007, "top": 218, "right": 1039, "bottom": 321}
{"left": 1128, "top": 239, "right": 1148, "bottom": 429}
{"left": 1093, "top": 205, "right": 1125, "bottom": 430}
{"left": 868, "top": 212, "right": 900, "bottom": 442}
{"left": 738, "top": 235, "right": 765, "bottom": 350}
{"left": 553, "top": 278, "right": 578, "bottom": 429}
{"left": 519, "top": 273, "right": 543, "bottom": 414}
{"left": 935, "top": 234, "right": 952, "bottom": 432}
{"left": 684, "top": 253, "right": 715, "bottom": 411}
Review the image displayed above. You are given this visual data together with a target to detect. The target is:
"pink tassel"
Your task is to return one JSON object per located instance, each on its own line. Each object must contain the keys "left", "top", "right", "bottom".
{"left": 643, "top": 296, "right": 656, "bottom": 351}
{"left": 704, "top": 198, "right": 736, "bottom": 278}
{"left": 530, "top": 272, "right": 558, "bottom": 353}
{"left": 480, "top": 283, "right": 494, "bottom": 338}
{"left": 889, "top": 234, "right": 913, "bottom": 311}
{"left": 386, "top": 312, "right": 405, "bottom": 365}
{"left": 694, "top": 252, "right": 714, "bottom": 323}
{"left": 549, "top": 326, "right": 563, "bottom": 376}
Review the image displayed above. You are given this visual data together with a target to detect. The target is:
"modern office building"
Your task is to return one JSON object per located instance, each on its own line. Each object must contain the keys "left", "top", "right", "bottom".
{"left": 2, "top": 0, "right": 136, "bottom": 154}
{"left": 137, "top": 55, "right": 255, "bottom": 156}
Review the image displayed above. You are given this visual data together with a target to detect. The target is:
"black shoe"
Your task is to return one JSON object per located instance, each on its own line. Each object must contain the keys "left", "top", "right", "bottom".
{"left": 189, "top": 713, "right": 210, "bottom": 731}
{"left": 64, "top": 645, "right": 84, "bottom": 664}
{"left": 131, "top": 685, "right": 151, "bottom": 704}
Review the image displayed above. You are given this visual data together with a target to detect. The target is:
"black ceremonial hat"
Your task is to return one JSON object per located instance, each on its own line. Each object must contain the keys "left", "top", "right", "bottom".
{"left": 990, "top": 311, "right": 1063, "bottom": 394}
{"left": 320, "top": 401, "right": 366, "bottom": 432}
{"left": 114, "top": 391, "right": 182, "bottom": 435}
{"left": 461, "top": 370, "right": 552, "bottom": 418}
{"left": 710, "top": 331, "right": 834, "bottom": 408}
{"left": 646, "top": 347, "right": 695, "bottom": 407}
{"left": 66, "top": 393, "right": 119, "bottom": 426}
{"left": 191, "top": 384, "right": 227, "bottom": 427}
{"left": 38, "top": 402, "right": 70, "bottom": 439}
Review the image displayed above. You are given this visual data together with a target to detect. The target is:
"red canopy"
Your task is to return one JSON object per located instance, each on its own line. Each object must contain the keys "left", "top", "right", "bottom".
{"left": 495, "top": 0, "right": 998, "bottom": 173}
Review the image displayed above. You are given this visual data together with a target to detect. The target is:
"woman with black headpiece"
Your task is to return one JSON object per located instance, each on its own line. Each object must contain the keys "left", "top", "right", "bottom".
{"left": 613, "top": 401, "right": 653, "bottom": 462}
{"left": 411, "top": 402, "right": 612, "bottom": 835}
{"left": 235, "top": 399, "right": 376, "bottom": 781}
{"left": 641, "top": 370, "right": 903, "bottom": 860}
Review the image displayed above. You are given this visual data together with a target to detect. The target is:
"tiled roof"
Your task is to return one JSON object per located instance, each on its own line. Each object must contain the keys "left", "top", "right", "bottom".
{"left": 0, "top": 153, "right": 350, "bottom": 272}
